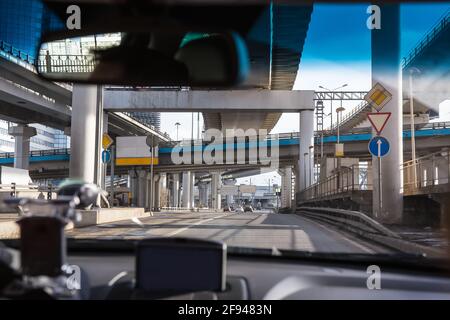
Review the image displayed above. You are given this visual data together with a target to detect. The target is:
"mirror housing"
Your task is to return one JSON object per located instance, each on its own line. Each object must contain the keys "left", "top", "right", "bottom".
{"left": 36, "top": 31, "right": 249, "bottom": 87}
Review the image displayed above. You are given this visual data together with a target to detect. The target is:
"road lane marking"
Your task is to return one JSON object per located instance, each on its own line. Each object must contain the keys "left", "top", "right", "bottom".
{"left": 131, "top": 217, "right": 144, "bottom": 227}
{"left": 166, "top": 214, "right": 228, "bottom": 237}
{"left": 108, "top": 271, "right": 128, "bottom": 287}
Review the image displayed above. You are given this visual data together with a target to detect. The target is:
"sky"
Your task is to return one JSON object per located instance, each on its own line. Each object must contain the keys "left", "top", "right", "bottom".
{"left": 159, "top": 3, "right": 450, "bottom": 186}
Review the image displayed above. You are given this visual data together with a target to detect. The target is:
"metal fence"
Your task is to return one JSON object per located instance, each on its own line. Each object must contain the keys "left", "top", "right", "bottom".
{"left": 402, "top": 150, "right": 450, "bottom": 194}
{"left": 298, "top": 149, "right": 450, "bottom": 202}
{"left": 0, "top": 183, "right": 56, "bottom": 199}
{"left": 0, "top": 148, "right": 70, "bottom": 159}
{"left": 37, "top": 53, "right": 96, "bottom": 74}
{"left": 0, "top": 40, "right": 35, "bottom": 65}
{"left": 298, "top": 164, "right": 373, "bottom": 202}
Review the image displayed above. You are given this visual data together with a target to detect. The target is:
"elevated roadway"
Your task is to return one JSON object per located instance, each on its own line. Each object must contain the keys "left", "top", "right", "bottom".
{"left": 1, "top": 121, "right": 449, "bottom": 179}
{"left": 0, "top": 50, "right": 168, "bottom": 139}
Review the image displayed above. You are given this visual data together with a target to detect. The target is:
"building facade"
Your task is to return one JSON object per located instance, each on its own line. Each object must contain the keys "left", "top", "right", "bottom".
{"left": 0, "top": 0, "right": 69, "bottom": 152}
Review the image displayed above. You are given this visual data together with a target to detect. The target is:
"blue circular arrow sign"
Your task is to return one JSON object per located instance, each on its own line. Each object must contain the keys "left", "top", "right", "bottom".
{"left": 102, "top": 150, "right": 111, "bottom": 163}
{"left": 368, "top": 136, "right": 390, "bottom": 157}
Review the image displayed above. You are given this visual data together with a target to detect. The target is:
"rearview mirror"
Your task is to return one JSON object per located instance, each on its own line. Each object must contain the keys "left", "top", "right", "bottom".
{"left": 36, "top": 31, "right": 249, "bottom": 87}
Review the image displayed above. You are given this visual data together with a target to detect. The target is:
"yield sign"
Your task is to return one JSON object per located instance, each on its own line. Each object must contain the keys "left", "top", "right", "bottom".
{"left": 367, "top": 112, "right": 391, "bottom": 135}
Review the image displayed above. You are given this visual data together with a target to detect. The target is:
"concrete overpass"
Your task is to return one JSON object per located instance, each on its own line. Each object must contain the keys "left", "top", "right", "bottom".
{"left": 201, "top": 4, "right": 313, "bottom": 132}
{"left": 1, "top": 121, "right": 448, "bottom": 178}
{"left": 0, "top": 54, "right": 169, "bottom": 139}
{"left": 327, "top": 10, "right": 449, "bottom": 133}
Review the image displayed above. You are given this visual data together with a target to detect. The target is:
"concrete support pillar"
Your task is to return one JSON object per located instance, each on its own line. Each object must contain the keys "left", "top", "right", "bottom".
{"left": 198, "top": 182, "right": 208, "bottom": 208}
{"left": 9, "top": 124, "right": 37, "bottom": 170}
{"left": 299, "top": 110, "right": 314, "bottom": 191}
{"left": 129, "top": 170, "right": 138, "bottom": 206}
{"left": 182, "top": 171, "right": 192, "bottom": 208}
{"left": 211, "top": 172, "right": 222, "bottom": 210}
{"left": 153, "top": 174, "right": 161, "bottom": 210}
{"left": 190, "top": 172, "right": 195, "bottom": 208}
{"left": 371, "top": 4, "right": 403, "bottom": 223}
{"left": 136, "top": 170, "right": 148, "bottom": 208}
{"left": 172, "top": 173, "right": 180, "bottom": 207}
{"left": 159, "top": 173, "right": 167, "bottom": 208}
{"left": 280, "top": 167, "right": 293, "bottom": 208}
{"left": 223, "top": 179, "right": 236, "bottom": 206}
{"left": 69, "top": 84, "right": 102, "bottom": 184}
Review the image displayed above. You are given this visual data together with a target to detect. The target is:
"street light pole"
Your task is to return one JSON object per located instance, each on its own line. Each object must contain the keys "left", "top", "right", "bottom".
{"left": 175, "top": 122, "right": 180, "bottom": 141}
{"left": 303, "top": 152, "right": 308, "bottom": 188}
{"left": 409, "top": 67, "right": 420, "bottom": 187}
{"left": 309, "top": 145, "right": 314, "bottom": 184}
{"left": 336, "top": 107, "right": 345, "bottom": 144}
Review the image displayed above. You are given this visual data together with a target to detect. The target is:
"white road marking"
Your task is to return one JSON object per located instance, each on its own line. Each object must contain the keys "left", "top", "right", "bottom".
{"left": 108, "top": 271, "right": 128, "bottom": 287}
{"left": 166, "top": 214, "right": 228, "bottom": 237}
{"left": 131, "top": 217, "right": 144, "bottom": 227}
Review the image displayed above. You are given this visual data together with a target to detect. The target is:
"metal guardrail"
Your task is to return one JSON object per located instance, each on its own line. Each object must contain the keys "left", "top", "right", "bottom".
{"left": 326, "top": 100, "right": 370, "bottom": 132}
{"left": 0, "top": 40, "right": 35, "bottom": 65}
{"left": 298, "top": 164, "right": 372, "bottom": 202}
{"left": 37, "top": 53, "right": 96, "bottom": 74}
{"left": 299, "top": 149, "right": 450, "bottom": 203}
{"left": 0, "top": 183, "right": 56, "bottom": 200}
{"left": 297, "top": 207, "right": 443, "bottom": 257}
{"left": 402, "top": 10, "right": 450, "bottom": 69}
{"left": 402, "top": 149, "right": 450, "bottom": 194}
{"left": 0, "top": 148, "right": 70, "bottom": 159}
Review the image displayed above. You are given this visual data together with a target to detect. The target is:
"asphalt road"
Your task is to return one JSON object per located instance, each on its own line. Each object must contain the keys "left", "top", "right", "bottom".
{"left": 67, "top": 211, "right": 376, "bottom": 253}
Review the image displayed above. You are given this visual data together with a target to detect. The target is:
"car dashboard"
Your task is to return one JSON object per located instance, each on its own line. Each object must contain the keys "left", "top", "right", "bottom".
{"left": 66, "top": 251, "right": 450, "bottom": 300}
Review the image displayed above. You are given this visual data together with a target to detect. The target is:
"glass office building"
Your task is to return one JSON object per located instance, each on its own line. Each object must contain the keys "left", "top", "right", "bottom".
{"left": 0, "top": 0, "right": 44, "bottom": 57}
{"left": 0, "top": 0, "right": 69, "bottom": 152}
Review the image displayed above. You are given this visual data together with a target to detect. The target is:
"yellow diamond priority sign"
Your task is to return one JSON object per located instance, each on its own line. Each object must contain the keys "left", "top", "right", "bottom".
{"left": 364, "top": 83, "right": 392, "bottom": 112}
{"left": 102, "top": 133, "right": 114, "bottom": 149}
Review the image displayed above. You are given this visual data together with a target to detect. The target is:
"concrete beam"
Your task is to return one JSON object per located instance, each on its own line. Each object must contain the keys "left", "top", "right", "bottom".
{"left": 104, "top": 89, "right": 315, "bottom": 112}
{"left": 0, "top": 77, "right": 71, "bottom": 127}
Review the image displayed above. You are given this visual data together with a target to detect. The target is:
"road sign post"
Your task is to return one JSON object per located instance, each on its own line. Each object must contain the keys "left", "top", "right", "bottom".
{"left": 110, "top": 145, "right": 115, "bottom": 207}
{"left": 368, "top": 136, "right": 390, "bottom": 217}
{"left": 146, "top": 135, "right": 161, "bottom": 212}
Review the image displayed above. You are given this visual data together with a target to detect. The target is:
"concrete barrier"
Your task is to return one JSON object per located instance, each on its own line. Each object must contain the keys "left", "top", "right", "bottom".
{"left": 74, "top": 207, "right": 148, "bottom": 228}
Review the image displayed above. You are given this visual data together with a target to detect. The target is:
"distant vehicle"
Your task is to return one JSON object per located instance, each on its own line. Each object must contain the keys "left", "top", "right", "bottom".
{"left": 224, "top": 205, "right": 234, "bottom": 212}
{"left": 244, "top": 205, "right": 254, "bottom": 213}
{"left": 256, "top": 202, "right": 262, "bottom": 210}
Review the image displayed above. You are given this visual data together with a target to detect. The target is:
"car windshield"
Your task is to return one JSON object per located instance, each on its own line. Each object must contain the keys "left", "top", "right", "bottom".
{"left": 0, "top": 0, "right": 449, "bottom": 261}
